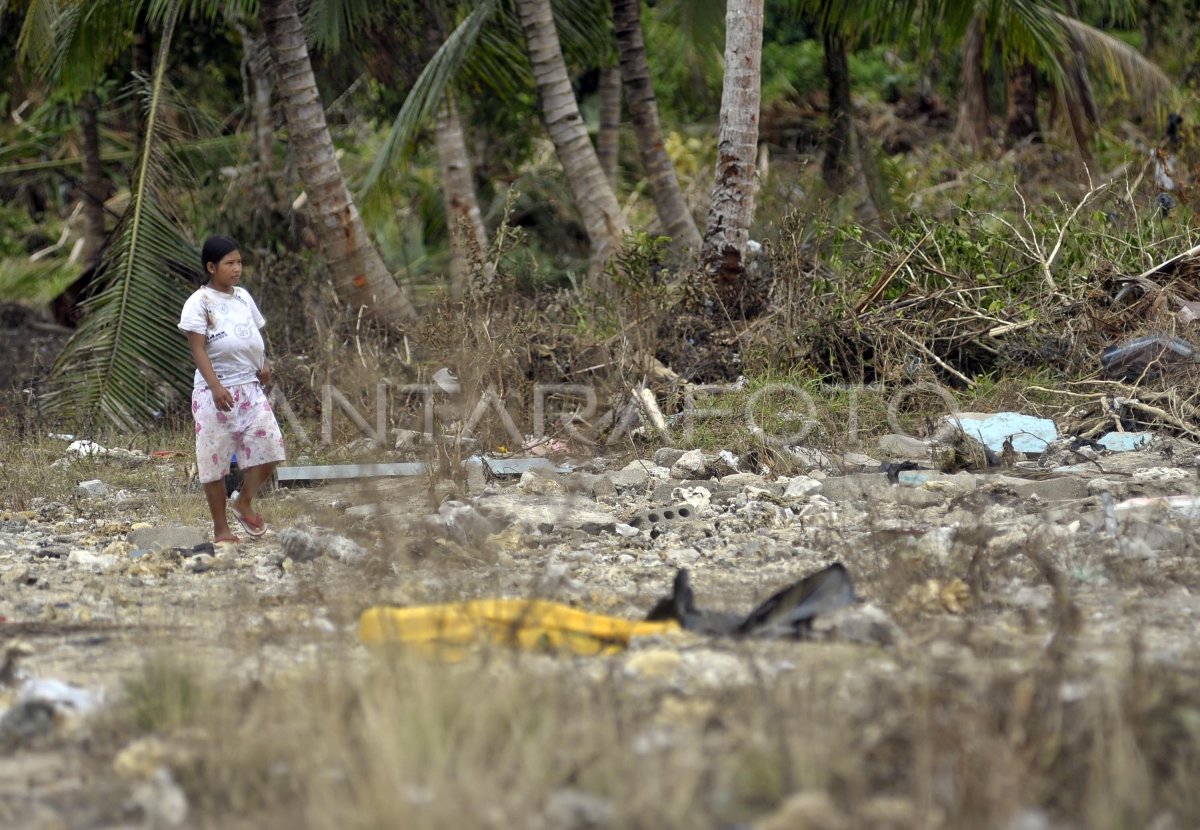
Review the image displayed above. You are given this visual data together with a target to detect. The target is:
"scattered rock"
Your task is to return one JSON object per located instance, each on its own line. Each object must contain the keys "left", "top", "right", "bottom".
{"left": 277, "top": 527, "right": 366, "bottom": 563}
{"left": 609, "top": 461, "right": 654, "bottom": 492}
{"left": 810, "top": 603, "right": 901, "bottom": 646}
{"left": 518, "top": 469, "right": 564, "bottom": 495}
{"left": 74, "top": 479, "right": 109, "bottom": 498}
{"left": 670, "top": 449, "right": 714, "bottom": 479}
{"left": 756, "top": 790, "right": 848, "bottom": 830}
{"left": 476, "top": 494, "right": 618, "bottom": 535}
{"left": 67, "top": 549, "right": 119, "bottom": 572}
{"left": 0, "top": 699, "right": 57, "bottom": 749}
{"left": 624, "top": 648, "right": 681, "bottom": 679}
{"left": 653, "top": 447, "right": 686, "bottom": 468}
{"left": 126, "top": 526, "right": 208, "bottom": 552}
{"left": 543, "top": 788, "right": 614, "bottom": 829}
{"left": 877, "top": 433, "right": 932, "bottom": 460}
{"left": 125, "top": 767, "right": 189, "bottom": 828}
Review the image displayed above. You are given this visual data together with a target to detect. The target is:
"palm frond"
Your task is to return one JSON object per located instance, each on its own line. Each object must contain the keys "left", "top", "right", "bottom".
{"left": 358, "top": 0, "right": 500, "bottom": 216}
{"left": 1055, "top": 13, "right": 1171, "bottom": 101}
{"left": 43, "top": 0, "right": 198, "bottom": 431}
{"left": 303, "top": 0, "right": 376, "bottom": 53}
{"left": 47, "top": 0, "right": 138, "bottom": 93}
{"left": 984, "top": 0, "right": 1068, "bottom": 74}
{"left": 552, "top": 0, "right": 613, "bottom": 68}
{"left": 14, "top": 0, "right": 60, "bottom": 73}
{"left": 0, "top": 256, "right": 83, "bottom": 304}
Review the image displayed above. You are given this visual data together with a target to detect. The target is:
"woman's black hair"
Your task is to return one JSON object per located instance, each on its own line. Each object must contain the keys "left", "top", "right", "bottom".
{"left": 198, "top": 235, "right": 240, "bottom": 284}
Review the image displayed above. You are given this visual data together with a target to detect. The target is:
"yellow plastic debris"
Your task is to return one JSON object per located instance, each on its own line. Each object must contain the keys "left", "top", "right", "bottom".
{"left": 359, "top": 599, "right": 681, "bottom": 659}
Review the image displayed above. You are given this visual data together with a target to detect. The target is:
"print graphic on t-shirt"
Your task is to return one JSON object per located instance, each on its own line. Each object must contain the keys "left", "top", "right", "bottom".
{"left": 178, "top": 287, "right": 268, "bottom": 388}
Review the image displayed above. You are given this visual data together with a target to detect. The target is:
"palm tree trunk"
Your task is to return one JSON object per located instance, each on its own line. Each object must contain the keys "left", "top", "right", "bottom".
{"left": 596, "top": 65, "right": 621, "bottom": 190}
{"left": 514, "top": 0, "right": 628, "bottom": 266}
{"left": 234, "top": 19, "right": 281, "bottom": 208}
{"left": 954, "top": 11, "right": 990, "bottom": 151}
{"left": 1061, "top": 0, "right": 1096, "bottom": 164}
{"left": 1005, "top": 60, "right": 1040, "bottom": 144}
{"left": 821, "top": 28, "right": 852, "bottom": 192}
{"left": 78, "top": 90, "right": 107, "bottom": 269}
{"left": 259, "top": 0, "right": 417, "bottom": 323}
{"left": 613, "top": 0, "right": 701, "bottom": 252}
{"left": 435, "top": 96, "right": 490, "bottom": 298}
{"left": 701, "top": 0, "right": 764, "bottom": 316}
{"left": 1141, "top": 0, "right": 1159, "bottom": 55}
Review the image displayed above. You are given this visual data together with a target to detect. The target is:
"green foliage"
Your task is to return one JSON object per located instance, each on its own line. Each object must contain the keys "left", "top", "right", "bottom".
{"left": 42, "top": 0, "right": 198, "bottom": 430}
{"left": 0, "top": 256, "right": 82, "bottom": 303}
{"left": 122, "top": 655, "right": 211, "bottom": 733}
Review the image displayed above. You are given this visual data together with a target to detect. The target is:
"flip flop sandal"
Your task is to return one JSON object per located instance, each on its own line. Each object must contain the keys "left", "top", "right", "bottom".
{"left": 230, "top": 506, "right": 267, "bottom": 538}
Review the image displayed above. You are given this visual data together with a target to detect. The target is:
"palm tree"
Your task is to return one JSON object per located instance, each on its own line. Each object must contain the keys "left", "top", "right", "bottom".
{"left": 259, "top": 0, "right": 417, "bottom": 323}
{"left": 434, "top": 95, "right": 491, "bottom": 297}
{"left": 613, "top": 0, "right": 702, "bottom": 252}
{"left": 12, "top": 0, "right": 421, "bottom": 427}
{"left": 40, "top": 0, "right": 198, "bottom": 428}
{"left": 596, "top": 64, "right": 622, "bottom": 190}
{"left": 514, "top": 0, "right": 628, "bottom": 264}
{"left": 700, "top": 0, "right": 764, "bottom": 316}
{"left": 950, "top": 2, "right": 1171, "bottom": 157}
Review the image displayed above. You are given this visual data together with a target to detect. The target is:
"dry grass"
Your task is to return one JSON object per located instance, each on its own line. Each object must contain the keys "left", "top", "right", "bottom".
{"left": 82, "top": 612, "right": 1200, "bottom": 830}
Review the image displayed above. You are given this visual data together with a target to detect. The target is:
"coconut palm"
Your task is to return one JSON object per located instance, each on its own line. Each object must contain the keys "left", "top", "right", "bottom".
{"left": 514, "top": 0, "right": 628, "bottom": 264}
{"left": 700, "top": 0, "right": 764, "bottom": 316}
{"left": 259, "top": 0, "right": 417, "bottom": 323}
{"left": 361, "top": 0, "right": 645, "bottom": 274}
{"left": 39, "top": 0, "right": 199, "bottom": 428}
{"left": 10, "top": 0, "right": 421, "bottom": 427}
{"left": 613, "top": 0, "right": 702, "bottom": 252}
{"left": 950, "top": 1, "right": 1171, "bottom": 158}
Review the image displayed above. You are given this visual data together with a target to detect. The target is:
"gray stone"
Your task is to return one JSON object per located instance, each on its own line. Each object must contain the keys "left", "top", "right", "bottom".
{"left": 719, "top": 472, "right": 767, "bottom": 488}
{"left": 817, "top": 473, "right": 884, "bottom": 503}
{"left": 670, "top": 449, "right": 713, "bottom": 479}
{"left": 1008, "top": 476, "right": 1089, "bottom": 502}
{"left": 543, "top": 789, "right": 614, "bottom": 830}
{"left": 278, "top": 527, "right": 324, "bottom": 562}
{"left": 783, "top": 476, "right": 824, "bottom": 498}
{"left": 74, "top": 479, "right": 109, "bottom": 498}
{"left": 1132, "top": 467, "right": 1191, "bottom": 483}
{"left": 1086, "top": 478, "right": 1130, "bottom": 499}
{"left": 877, "top": 433, "right": 932, "bottom": 460}
{"left": 842, "top": 451, "right": 881, "bottom": 469}
{"left": 653, "top": 447, "right": 686, "bottom": 468}
{"left": 324, "top": 534, "right": 368, "bottom": 563}
{"left": 518, "top": 470, "right": 563, "bottom": 495}
{"left": 0, "top": 699, "right": 56, "bottom": 749}
{"left": 187, "top": 554, "right": 214, "bottom": 573}
{"left": 476, "top": 494, "right": 618, "bottom": 535}
{"left": 810, "top": 603, "right": 901, "bottom": 646}
{"left": 878, "top": 486, "right": 945, "bottom": 508}
{"left": 67, "top": 549, "right": 118, "bottom": 571}
{"left": 1119, "top": 520, "right": 1185, "bottom": 552}
{"left": 583, "top": 473, "right": 617, "bottom": 499}
{"left": 609, "top": 461, "right": 653, "bottom": 492}
{"left": 126, "top": 767, "right": 189, "bottom": 828}
{"left": 126, "top": 526, "right": 207, "bottom": 552}
{"left": 787, "top": 446, "right": 836, "bottom": 474}
{"left": 712, "top": 450, "right": 741, "bottom": 476}
{"left": 424, "top": 501, "right": 501, "bottom": 544}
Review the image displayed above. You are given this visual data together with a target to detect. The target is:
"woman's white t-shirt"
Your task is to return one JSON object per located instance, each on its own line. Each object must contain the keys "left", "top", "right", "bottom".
{"left": 178, "top": 286, "right": 266, "bottom": 389}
